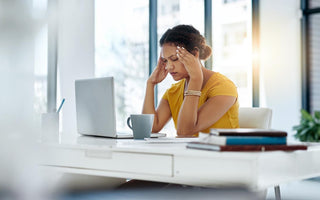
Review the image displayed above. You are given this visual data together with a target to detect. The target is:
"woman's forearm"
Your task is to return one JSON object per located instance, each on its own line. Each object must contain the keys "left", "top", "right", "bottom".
{"left": 177, "top": 77, "right": 202, "bottom": 136}
{"left": 142, "top": 81, "right": 156, "bottom": 114}
{"left": 142, "top": 81, "right": 164, "bottom": 132}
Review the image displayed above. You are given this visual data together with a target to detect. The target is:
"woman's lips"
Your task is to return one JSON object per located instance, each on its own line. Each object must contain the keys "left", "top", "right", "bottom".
{"left": 170, "top": 72, "right": 177, "bottom": 76}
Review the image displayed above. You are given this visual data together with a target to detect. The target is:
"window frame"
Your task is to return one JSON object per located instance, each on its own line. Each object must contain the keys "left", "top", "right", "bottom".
{"left": 301, "top": 0, "right": 320, "bottom": 112}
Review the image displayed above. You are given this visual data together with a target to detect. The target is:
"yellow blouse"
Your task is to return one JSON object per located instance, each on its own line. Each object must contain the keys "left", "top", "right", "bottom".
{"left": 162, "top": 72, "right": 239, "bottom": 134}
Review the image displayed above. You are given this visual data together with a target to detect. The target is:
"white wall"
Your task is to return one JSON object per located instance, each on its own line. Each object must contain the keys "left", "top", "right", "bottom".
{"left": 259, "top": 0, "right": 301, "bottom": 136}
{"left": 58, "top": 0, "right": 95, "bottom": 135}
{"left": 0, "top": 0, "right": 36, "bottom": 137}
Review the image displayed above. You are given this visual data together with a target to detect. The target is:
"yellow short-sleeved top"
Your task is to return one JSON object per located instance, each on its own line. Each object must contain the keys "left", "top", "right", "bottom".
{"left": 162, "top": 72, "right": 239, "bottom": 133}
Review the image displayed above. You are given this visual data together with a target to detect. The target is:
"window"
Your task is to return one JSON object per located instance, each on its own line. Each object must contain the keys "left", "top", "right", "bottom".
{"left": 308, "top": 14, "right": 320, "bottom": 113}
{"left": 34, "top": 0, "right": 48, "bottom": 114}
{"left": 34, "top": 25, "right": 48, "bottom": 114}
{"left": 302, "top": 0, "right": 320, "bottom": 113}
{"left": 94, "top": 0, "right": 255, "bottom": 134}
{"left": 212, "top": 0, "right": 252, "bottom": 107}
{"left": 309, "top": 0, "right": 320, "bottom": 8}
{"left": 95, "top": 0, "right": 149, "bottom": 132}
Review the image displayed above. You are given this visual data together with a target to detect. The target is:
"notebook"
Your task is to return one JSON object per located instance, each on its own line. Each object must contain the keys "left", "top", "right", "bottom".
{"left": 75, "top": 77, "right": 165, "bottom": 139}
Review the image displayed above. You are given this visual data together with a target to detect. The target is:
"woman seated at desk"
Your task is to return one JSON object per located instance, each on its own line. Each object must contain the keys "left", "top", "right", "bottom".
{"left": 142, "top": 24, "right": 239, "bottom": 137}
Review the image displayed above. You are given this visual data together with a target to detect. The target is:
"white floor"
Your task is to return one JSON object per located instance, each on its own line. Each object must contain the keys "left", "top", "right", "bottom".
{"left": 266, "top": 178, "right": 320, "bottom": 200}
{"left": 56, "top": 179, "right": 320, "bottom": 200}
{"left": 25, "top": 176, "right": 318, "bottom": 200}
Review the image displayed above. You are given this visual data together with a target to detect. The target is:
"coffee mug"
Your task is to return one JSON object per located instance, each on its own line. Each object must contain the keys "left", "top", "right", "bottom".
{"left": 127, "top": 114, "right": 154, "bottom": 139}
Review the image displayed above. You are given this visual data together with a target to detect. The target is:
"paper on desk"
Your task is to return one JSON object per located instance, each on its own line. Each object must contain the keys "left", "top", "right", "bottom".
{"left": 144, "top": 137, "right": 199, "bottom": 143}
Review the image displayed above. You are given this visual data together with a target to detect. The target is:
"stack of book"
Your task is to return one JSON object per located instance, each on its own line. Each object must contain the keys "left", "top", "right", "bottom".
{"left": 187, "top": 128, "right": 308, "bottom": 152}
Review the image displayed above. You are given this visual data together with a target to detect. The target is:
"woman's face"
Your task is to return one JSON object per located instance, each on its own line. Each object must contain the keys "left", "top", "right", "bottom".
{"left": 160, "top": 43, "right": 189, "bottom": 81}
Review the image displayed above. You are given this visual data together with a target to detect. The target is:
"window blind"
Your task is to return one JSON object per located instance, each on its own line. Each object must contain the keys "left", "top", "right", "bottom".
{"left": 309, "top": 14, "right": 320, "bottom": 113}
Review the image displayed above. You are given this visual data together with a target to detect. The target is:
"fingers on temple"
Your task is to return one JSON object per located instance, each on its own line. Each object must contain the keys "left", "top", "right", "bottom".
{"left": 176, "top": 53, "right": 184, "bottom": 62}
{"left": 176, "top": 50, "right": 184, "bottom": 61}
{"left": 177, "top": 46, "right": 191, "bottom": 60}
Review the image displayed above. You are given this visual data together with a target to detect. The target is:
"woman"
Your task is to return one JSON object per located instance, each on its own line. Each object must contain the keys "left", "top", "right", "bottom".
{"left": 142, "top": 24, "right": 239, "bottom": 137}
{"left": 118, "top": 25, "right": 240, "bottom": 190}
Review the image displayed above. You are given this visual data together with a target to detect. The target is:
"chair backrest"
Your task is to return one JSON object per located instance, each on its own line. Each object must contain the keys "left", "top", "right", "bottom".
{"left": 239, "top": 107, "right": 272, "bottom": 129}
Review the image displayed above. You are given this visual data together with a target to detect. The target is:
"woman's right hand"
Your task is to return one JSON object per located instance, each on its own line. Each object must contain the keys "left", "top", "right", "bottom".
{"left": 148, "top": 56, "right": 168, "bottom": 85}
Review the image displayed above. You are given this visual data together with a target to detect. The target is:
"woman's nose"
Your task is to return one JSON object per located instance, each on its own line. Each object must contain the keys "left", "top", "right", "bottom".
{"left": 166, "top": 62, "right": 174, "bottom": 71}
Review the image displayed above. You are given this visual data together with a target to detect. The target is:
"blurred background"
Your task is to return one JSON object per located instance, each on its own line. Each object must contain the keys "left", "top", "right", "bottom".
{"left": 0, "top": 0, "right": 319, "bottom": 199}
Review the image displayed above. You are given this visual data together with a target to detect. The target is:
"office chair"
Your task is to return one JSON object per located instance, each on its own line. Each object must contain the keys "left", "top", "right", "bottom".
{"left": 239, "top": 107, "right": 272, "bottom": 129}
{"left": 238, "top": 107, "right": 281, "bottom": 200}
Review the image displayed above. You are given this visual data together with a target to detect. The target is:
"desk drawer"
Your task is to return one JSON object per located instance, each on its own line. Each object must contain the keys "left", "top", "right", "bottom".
{"left": 42, "top": 147, "right": 172, "bottom": 177}
{"left": 174, "top": 155, "right": 254, "bottom": 187}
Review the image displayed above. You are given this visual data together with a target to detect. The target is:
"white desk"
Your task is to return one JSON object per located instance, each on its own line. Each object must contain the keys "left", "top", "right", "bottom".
{"left": 39, "top": 135, "right": 320, "bottom": 192}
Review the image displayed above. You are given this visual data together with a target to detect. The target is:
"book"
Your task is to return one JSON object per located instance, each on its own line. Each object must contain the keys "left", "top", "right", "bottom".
{"left": 187, "top": 142, "right": 308, "bottom": 152}
{"left": 210, "top": 128, "right": 288, "bottom": 137}
{"left": 199, "top": 134, "right": 287, "bottom": 145}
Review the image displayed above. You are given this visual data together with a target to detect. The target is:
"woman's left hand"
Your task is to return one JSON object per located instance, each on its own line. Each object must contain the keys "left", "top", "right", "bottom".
{"left": 176, "top": 46, "right": 203, "bottom": 81}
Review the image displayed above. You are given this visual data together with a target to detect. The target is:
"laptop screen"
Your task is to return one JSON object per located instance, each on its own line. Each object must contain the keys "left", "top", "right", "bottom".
{"left": 75, "top": 77, "right": 117, "bottom": 137}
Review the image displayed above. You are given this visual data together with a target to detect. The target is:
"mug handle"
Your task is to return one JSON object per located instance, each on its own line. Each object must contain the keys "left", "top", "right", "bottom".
{"left": 127, "top": 117, "right": 132, "bottom": 130}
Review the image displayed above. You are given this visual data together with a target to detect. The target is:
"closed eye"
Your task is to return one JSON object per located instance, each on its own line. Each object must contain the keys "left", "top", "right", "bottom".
{"left": 170, "top": 56, "right": 178, "bottom": 61}
{"left": 160, "top": 57, "right": 168, "bottom": 63}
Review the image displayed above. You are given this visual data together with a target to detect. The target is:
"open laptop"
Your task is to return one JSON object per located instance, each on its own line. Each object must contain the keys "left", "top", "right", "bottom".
{"left": 75, "top": 77, "right": 165, "bottom": 139}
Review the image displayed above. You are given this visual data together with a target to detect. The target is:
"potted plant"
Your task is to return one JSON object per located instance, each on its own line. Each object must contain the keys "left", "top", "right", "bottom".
{"left": 293, "top": 109, "right": 320, "bottom": 142}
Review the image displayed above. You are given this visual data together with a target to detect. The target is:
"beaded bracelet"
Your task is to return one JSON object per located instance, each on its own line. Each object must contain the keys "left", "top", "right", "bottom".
{"left": 184, "top": 90, "right": 201, "bottom": 97}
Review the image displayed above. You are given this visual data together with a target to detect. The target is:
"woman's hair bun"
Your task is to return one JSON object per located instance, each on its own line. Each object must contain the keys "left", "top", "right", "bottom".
{"left": 199, "top": 45, "right": 212, "bottom": 61}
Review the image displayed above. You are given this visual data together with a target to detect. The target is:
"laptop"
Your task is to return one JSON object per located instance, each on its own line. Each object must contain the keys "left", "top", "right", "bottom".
{"left": 75, "top": 77, "right": 165, "bottom": 139}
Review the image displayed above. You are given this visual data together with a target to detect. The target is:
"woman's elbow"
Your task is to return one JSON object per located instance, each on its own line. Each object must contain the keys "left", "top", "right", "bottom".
{"left": 152, "top": 125, "right": 162, "bottom": 133}
{"left": 177, "top": 128, "right": 197, "bottom": 137}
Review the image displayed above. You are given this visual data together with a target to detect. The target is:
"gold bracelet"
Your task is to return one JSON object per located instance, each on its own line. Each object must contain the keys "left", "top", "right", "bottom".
{"left": 184, "top": 90, "right": 201, "bottom": 97}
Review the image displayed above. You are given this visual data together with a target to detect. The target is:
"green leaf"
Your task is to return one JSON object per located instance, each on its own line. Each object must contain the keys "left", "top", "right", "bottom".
{"left": 309, "top": 134, "right": 316, "bottom": 142}
{"left": 317, "top": 128, "right": 320, "bottom": 136}
{"left": 293, "top": 109, "right": 320, "bottom": 142}
{"left": 315, "top": 111, "right": 320, "bottom": 120}
{"left": 301, "top": 109, "right": 313, "bottom": 121}
{"left": 300, "top": 127, "right": 312, "bottom": 136}
{"left": 292, "top": 125, "right": 302, "bottom": 131}
{"left": 314, "top": 111, "right": 320, "bottom": 124}
{"left": 300, "top": 134, "right": 307, "bottom": 141}
{"left": 308, "top": 121, "right": 315, "bottom": 127}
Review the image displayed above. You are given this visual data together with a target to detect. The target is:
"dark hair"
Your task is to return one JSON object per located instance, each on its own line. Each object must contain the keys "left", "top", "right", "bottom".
{"left": 159, "top": 24, "right": 212, "bottom": 60}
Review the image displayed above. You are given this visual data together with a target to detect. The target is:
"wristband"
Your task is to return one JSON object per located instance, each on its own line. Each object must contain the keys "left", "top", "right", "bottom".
{"left": 184, "top": 90, "right": 201, "bottom": 97}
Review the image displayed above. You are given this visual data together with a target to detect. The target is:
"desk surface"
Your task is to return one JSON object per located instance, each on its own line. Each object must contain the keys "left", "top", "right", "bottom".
{"left": 40, "top": 134, "right": 320, "bottom": 190}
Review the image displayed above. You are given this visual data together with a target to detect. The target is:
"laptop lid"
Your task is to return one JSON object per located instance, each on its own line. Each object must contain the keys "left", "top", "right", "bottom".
{"left": 75, "top": 77, "right": 118, "bottom": 137}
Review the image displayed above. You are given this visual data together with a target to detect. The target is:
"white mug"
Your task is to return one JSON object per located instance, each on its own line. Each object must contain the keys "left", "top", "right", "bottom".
{"left": 127, "top": 114, "right": 154, "bottom": 139}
